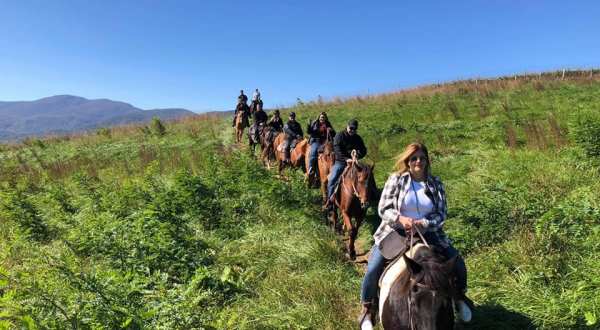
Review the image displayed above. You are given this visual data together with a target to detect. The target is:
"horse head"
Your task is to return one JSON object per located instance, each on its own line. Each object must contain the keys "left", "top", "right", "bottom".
{"left": 400, "top": 249, "right": 457, "bottom": 330}
{"left": 351, "top": 163, "right": 376, "bottom": 210}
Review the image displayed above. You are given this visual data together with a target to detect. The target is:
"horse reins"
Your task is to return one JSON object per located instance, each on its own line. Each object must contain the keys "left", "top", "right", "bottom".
{"left": 341, "top": 153, "right": 365, "bottom": 199}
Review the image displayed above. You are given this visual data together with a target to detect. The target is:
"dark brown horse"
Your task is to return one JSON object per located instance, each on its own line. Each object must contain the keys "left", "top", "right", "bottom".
{"left": 260, "top": 126, "right": 279, "bottom": 169}
{"left": 248, "top": 122, "right": 265, "bottom": 154}
{"left": 379, "top": 243, "right": 457, "bottom": 330}
{"left": 330, "top": 159, "right": 378, "bottom": 259}
{"left": 249, "top": 99, "right": 263, "bottom": 114}
{"left": 272, "top": 134, "right": 308, "bottom": 176}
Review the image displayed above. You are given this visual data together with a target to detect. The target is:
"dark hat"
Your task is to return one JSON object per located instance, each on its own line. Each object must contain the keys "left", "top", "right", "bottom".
{"left": 290, "top": 112, "right": 296, "bottom": 117}
{"left": 348, "top": 119, "right": 358, "bottom": 129}
{"left": 274, "top": 109, "right": 280, "bottom": 114}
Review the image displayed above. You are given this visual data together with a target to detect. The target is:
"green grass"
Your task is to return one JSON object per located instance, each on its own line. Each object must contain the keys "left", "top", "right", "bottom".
{"left": 1, "top": 73, "right": 600, "bottom": 329}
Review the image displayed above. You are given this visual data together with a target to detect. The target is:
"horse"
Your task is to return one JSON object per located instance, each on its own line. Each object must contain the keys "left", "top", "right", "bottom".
{"left": 248, "top": 122, "right": 265, "bottom": 154}
{"left": 330, "top": 158, "right": 378, "bottom": 259}
{"left": 259, "top": 125, "right": 279, "bottom": 169}
{"left": 234, "top": 108, "right": 249, "bottom": 143}
{"left": 272, "top": 134, "right": 308, "bottom": 177}
{"left": 377, "top": 241, "right": 458, "bottom": 330}
{"left": 315, "top": 139, "right": 334, "bottom": 203}
{"left": 250, "top": 99, "right": 263, "bottom": 114}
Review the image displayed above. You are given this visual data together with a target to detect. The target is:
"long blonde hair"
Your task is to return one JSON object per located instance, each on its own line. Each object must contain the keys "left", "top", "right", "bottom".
{"left": 393, "top": 142, "right": 431, "bottom": 176}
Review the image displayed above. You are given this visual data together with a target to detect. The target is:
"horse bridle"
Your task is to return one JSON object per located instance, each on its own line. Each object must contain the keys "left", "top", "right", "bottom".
{"left": 341, "top": 153, "right": 372, "bottom": 200}
{"left": 404, "top": 226, "right": 454, "bottom": 330}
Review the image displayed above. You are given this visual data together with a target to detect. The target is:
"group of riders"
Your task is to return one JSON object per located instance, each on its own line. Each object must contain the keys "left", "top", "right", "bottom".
{"left": 232, "top": 90, "right": 473, "bottom": 329}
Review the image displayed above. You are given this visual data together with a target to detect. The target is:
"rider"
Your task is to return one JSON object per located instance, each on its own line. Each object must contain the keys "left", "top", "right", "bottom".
{"left": 238, "top": 90, "right": 248, "bottom": 104}
{"left": 306, "top": 112, "right": 335, "bottom": 176}
{"left": 358, "top": 142, "right": 472, "bottom": 328}
{"left": 326, "top": 119, "right": 367, "bottom": 208}
{"left": 232, "top": 99, "right": 249, "bottom": 127}
{"left": 250, "top": 104, "right": 269, "bottom": 142}
{"left": 283, "top": 112, "right": 303, "bottom": 163}
{"left": 252, "top": 88, "right": 261, "bottom": 102}
{"left": 268, "top": 109, "right": 284, "bottom": 132}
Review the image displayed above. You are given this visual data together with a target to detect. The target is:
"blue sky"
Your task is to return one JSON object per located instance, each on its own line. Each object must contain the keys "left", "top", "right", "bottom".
{"left": 1, "top": 1, "right": 599, "bottom": 112}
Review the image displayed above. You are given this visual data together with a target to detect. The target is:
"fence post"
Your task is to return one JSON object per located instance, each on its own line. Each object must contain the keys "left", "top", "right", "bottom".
{"left": 562, "top": 69, "right": 566, "bottom": 80}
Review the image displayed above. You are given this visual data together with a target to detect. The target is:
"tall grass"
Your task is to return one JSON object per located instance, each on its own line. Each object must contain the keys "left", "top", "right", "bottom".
{"left": 1, "top": 73, "right": 600, "bottom": 329}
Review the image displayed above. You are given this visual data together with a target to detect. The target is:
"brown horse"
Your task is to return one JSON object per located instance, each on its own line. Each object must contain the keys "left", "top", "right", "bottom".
{"left": 272, "top": 134, "right": 308, "bottom": 176}
{"left": 234, "top": 109, "right": 249, "bottom": 143}
{"left": 315, "top": 140, "right": 334, "bottom": 203}
{"left": 330, "top": 159, "right": 377, "bottom": 259}
{"left": 378, "top": 243, "right": 457, "bottom": 330}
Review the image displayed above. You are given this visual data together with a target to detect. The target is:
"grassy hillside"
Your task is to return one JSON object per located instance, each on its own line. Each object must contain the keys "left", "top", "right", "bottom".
{"left": 1, "top": 72, "right": 600, "bottom": 329}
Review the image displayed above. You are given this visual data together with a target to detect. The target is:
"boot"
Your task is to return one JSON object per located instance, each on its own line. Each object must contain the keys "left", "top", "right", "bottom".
{"left": 358, "top": 302, "right": 374, "bottom": 330}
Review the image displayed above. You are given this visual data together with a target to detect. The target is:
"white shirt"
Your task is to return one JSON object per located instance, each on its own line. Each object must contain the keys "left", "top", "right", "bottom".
{"left": 399, "top": 179, "right": 434, "bottom": 221}
{"left": 252, "top": 91, "right": 261, "bottom": 101}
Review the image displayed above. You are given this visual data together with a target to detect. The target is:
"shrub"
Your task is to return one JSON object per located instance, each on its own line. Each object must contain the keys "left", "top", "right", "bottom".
{"left": 569, "top": 109, "right": 600, "bottom": 158}
{"left": 151, "top": 117, "right": 166, "bottom": 137}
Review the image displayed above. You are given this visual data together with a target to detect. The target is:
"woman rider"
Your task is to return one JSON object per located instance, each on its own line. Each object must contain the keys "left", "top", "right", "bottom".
{"left": 358, "top": 142, "right": 471, "bottom": 327}
{"left": 306, "top": 112, "right": 335, "bottom": 176}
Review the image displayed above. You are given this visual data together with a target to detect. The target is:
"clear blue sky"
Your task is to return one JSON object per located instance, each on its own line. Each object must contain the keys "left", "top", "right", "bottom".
{"left": 1, "top": 1, "right": 600, "bottom": 112}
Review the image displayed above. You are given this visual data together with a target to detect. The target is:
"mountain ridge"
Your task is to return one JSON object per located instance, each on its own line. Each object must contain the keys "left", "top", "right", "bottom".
{"left": 0, "top": 95, "right": 198, "bottom": 141}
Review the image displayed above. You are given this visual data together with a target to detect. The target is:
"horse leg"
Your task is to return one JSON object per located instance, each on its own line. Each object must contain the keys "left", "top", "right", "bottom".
{"left": 341, "top": 211, "right": 356, "bottom": 260}
{"left": 320, "top": 180, "right": 328, "bottom": 205}
{"left": 329, "top": 207, "right": 339, "bottom": 232}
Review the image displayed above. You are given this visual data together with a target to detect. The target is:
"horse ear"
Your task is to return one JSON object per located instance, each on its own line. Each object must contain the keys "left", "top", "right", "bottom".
{"left": 444, "top": 256, "right": 458, "bottom": 274}
{"left": 403, "top": 255, "right": 422, "bottom": 275}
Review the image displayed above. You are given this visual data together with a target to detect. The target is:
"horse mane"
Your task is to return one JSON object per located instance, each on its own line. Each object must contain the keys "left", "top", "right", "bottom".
{"left": 394, "top": 246, "right": 452, "bottom": 297}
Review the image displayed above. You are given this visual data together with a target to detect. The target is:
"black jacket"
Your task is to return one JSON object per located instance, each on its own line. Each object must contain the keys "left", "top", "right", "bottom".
{"left": 253, "top": 110, "right": 268, "bottom": 124}
{"left": 333, "top": 130, "right": 367, "bottom": 162}
{"left": 284, "top": 120, "right": 303, "bottom": 140}
{"left": 307, "top": 120, "right": 335, "bottom": 144}
{"left": 268, "top": 116, "right": 284, "bottom": 132}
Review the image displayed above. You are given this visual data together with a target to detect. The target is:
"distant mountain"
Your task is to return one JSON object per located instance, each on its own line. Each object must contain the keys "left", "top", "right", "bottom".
{"left": 0, "top": 95, "right": 197, "bottom": 141}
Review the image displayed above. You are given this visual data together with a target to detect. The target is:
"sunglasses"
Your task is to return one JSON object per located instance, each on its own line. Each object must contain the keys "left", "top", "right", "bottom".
{"left": 348, "top": 126, "right": 357, "bottom": 131}
{"left": 409, "top": 155, "right": 428, "bottom": 163}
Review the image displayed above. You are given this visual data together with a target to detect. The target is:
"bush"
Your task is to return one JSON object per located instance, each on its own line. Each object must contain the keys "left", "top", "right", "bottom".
{"left": 151, "top": 117, "right": 166, "bottom": 137}
{"left": 569, "top": 109, "right": 600, "bottom": 158}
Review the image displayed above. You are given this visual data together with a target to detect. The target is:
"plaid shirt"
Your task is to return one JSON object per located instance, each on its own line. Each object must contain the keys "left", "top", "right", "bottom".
{"left": 374, "top": 172, "right": 448, "bottom": 246}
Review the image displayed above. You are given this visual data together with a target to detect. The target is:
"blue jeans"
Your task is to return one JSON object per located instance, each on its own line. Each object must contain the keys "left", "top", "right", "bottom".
{"left": 327, "top": 161, "right": 346, "bottom": 200}
{"left": 361, "top": 245, "right": 386, "bottom": 303}
{"left": 308, "top": 141, "right": 320, "bottom": 173}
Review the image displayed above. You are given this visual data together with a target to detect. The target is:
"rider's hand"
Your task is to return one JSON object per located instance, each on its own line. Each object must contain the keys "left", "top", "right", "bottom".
{"left": 346, "top": 158, "right": 354, "bottom": 164}
{"left": 351, "top": 149, "right": 358, "bottom": 158}
{"left": 413, "top": 219, "right": 427, "bottom": 228}
{"left": 398, "top": 215, "right": 413, "bottom": 231}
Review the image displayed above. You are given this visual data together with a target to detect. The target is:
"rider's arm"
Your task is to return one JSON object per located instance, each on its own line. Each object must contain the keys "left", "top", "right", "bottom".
{"left": 283, "top": 123, "right": 294, "bottom": 137}
{"left": 356, "top": 136, "right": 367, "bottom": 159}
{"left": 378, "top": 174, "right": 404, "bottom": 226}
{"left": 419, "top": 177, "right": 447, "bottom": 230}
